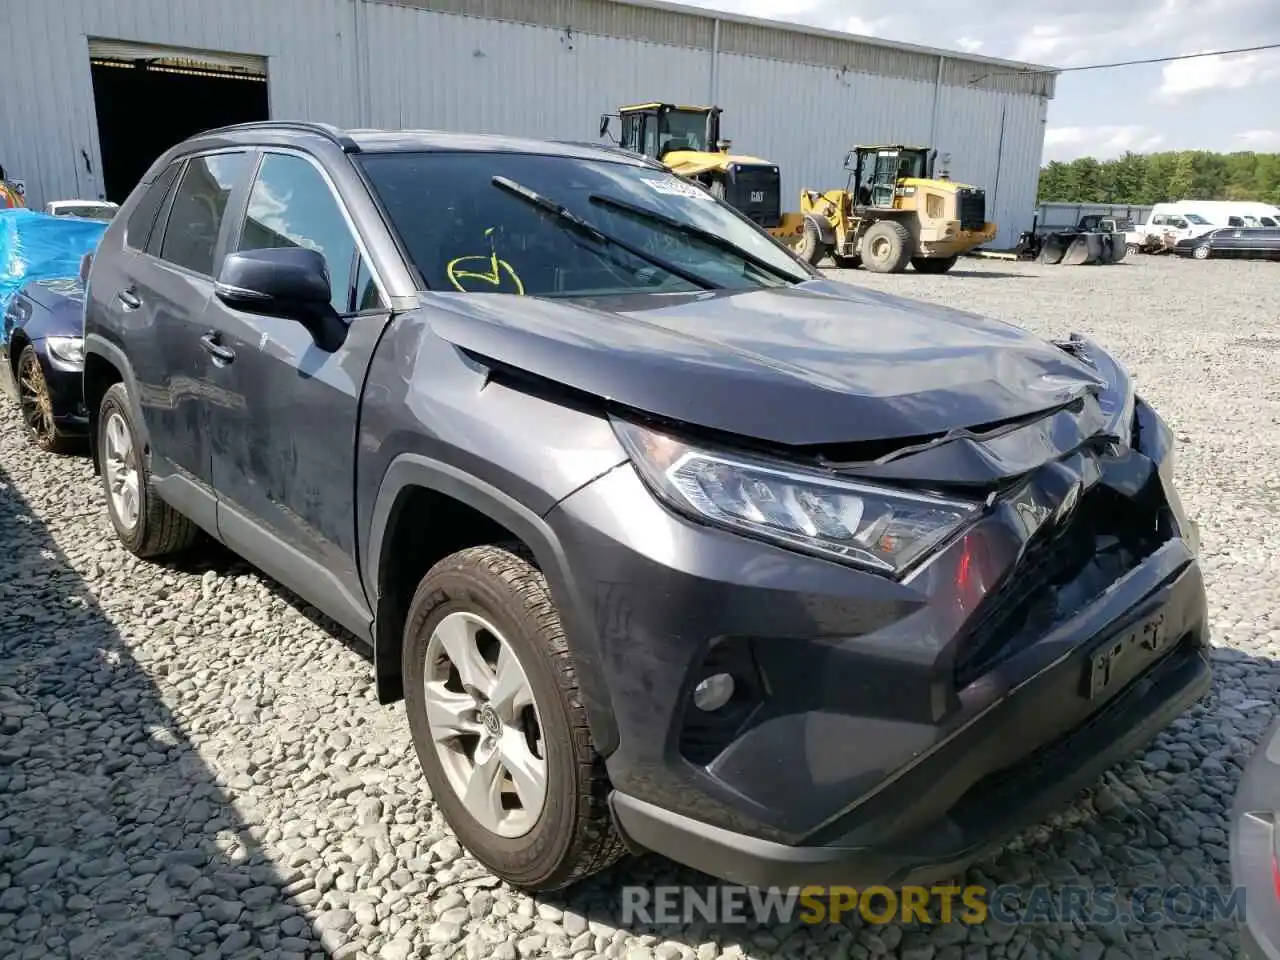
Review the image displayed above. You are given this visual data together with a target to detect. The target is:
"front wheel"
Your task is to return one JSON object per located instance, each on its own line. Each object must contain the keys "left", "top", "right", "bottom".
{"left": 795, "top": 218, "right": 828, "bottom": 266}
{"left": 1192, "top": 244, "right": 1211, "bottom": 260}
{"left": 16, "top": 345, "right": 75, "bottom": 454}
{"left": 402, "top": 544, "right": 625, "bottom": 891}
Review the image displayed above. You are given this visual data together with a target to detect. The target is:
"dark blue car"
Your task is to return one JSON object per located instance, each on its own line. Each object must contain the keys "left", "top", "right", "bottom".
{"left": 1, "top": 276, "right": 90, "bottom": 452}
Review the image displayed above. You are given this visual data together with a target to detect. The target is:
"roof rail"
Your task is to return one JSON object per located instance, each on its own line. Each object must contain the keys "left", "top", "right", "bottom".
{"left": 199, "top": 120, "right": 361, "bottom": 153}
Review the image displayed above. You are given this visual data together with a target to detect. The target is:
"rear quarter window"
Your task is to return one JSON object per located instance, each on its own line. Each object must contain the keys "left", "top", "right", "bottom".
{"left": 124, "top": 161, "right": 182, "bottom": 251}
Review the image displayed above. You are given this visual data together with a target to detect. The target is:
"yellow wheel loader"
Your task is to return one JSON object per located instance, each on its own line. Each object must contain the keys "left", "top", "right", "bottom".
{"left": 599, "top": 103, "right": 789, "bottom": 232}
{"left": 795, "top": 146, "right": 997, "bottom": 274}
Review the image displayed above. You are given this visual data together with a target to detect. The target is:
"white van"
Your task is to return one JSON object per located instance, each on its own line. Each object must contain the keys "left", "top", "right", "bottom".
{"left": 1145, "top": 200, "right": 1280, "bottom": 236}
{"left": 1141, "top": 204, "right": 1217, "bottom": 243}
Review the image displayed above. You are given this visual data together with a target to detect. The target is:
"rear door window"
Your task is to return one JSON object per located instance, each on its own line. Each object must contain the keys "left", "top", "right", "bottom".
{"left": 159, "top": 152, "right": 251, "bottom": 276}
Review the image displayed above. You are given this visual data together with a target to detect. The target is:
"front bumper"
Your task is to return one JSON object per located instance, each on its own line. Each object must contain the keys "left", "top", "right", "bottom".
{"left": 1231, "top": 717, "right": 1280, "bottom": 960}
{"left": 547, "top": 398, "right": 1211, "bottom": 887}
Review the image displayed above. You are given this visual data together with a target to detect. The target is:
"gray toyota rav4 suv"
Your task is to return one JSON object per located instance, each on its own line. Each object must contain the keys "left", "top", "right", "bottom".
{"left": 82, "top": 121, "right": 1211, "bottom": 892}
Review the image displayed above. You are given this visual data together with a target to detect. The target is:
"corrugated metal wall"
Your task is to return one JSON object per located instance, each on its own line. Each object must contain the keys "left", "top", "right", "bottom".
{"left": 0, "top": 0, "right": 361, "bottom": 209}
{"left": 0, "top": 0, "right": 1053, "bottom": 247}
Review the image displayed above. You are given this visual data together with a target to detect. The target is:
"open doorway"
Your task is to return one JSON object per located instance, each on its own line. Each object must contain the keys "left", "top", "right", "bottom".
{"left": 89, "top": 40, "right": 268, "bottom": 203}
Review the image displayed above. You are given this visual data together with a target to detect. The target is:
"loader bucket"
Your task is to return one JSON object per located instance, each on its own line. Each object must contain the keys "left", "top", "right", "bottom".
{"left": 1037, "top": 233, "right": 1066, "bottom": 264}
{"left": 1061, "top": 233, "right": 1097, "bottom": 265}
{"left": 1107, "top": 235, "right": 1127, "bottom": 263}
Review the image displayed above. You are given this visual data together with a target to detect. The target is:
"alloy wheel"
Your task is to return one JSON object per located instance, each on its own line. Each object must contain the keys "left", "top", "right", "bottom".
{"left": 17, "top": 351, "right": 56, "bottom": 446}
{"left": 103, "top": 411, "right": 140, "bottom": 530}
{"left": 423, "top": 610, "right": 547, "bottom": 838}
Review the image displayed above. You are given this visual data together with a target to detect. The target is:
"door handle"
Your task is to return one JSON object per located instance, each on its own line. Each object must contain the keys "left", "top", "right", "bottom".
{"left": 117, "top": 288, "right": 141, "bottom": 310}
{"left": 199, "top": 332, "right": 235, "bottom": 365}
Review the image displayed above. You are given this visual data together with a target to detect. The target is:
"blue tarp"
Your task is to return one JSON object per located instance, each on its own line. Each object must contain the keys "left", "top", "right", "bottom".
{"left": 0, "top": 209, "right": 108, "bottom": 331}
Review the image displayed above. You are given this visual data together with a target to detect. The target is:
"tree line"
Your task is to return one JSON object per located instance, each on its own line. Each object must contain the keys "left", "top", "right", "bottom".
{"left": 1037, "top": 150, "right": 1280, "bottom": 205}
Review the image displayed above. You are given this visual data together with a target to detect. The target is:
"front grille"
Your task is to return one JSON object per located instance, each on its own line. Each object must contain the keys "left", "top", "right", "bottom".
{"left": 726, "top": 165, "right": 782, "bottom": 229}
{"left": 956, "top": 188, "right": 986, "bottom": 231}
{"left": 952, "top": 489, "right": 1163, "bottom": 688}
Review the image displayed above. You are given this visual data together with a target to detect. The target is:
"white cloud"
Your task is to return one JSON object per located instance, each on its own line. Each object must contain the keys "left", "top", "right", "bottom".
{"left": 1157, "top": 50, "right": 1280, "bottom": 100}
{"left": 1236, "top": 129, "right": 1280, "bottom": 149}
{"left": 842, "top": 16, "right": 881, "bottom": 35}
{"left": 1043, "top": 125, "right": 1165, "bottom": 162}
{"left": 956, "top": 36, "right": 984, "bottom": 53}
{"left": 1012, "top": 24, "right": 1068, "bottom": 62}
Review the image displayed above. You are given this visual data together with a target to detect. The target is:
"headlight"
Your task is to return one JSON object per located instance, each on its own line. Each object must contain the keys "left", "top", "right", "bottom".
{"left": 45, "top": 335, "right": 84, "bottom": 365}
{"left": 612, "top": 418, "right": 983, "bottom": 577}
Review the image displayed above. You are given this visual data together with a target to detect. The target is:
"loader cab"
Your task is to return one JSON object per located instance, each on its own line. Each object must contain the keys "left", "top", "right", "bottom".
{"left": 601, "top": 103, "right": 727, "bottom": 161}
{"left": 844, "top": 145, "right": 936, "bottom": 208}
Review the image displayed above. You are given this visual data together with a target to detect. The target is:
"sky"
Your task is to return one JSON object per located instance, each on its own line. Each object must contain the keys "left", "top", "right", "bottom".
{"left": 682, "top": 0, "right": 1280, "bottom": 163}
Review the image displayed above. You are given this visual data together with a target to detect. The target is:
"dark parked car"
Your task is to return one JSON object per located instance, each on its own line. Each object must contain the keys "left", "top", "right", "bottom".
{"left": 82, "top": 121, "right": 1211, "bottom": 892}
{"left": 1231, "top": 715, "right": 1280, "bottom": 960}
{"left": 1, "top": 276, "right": 90, "bottom": 452}
{"left": 1174, "top": 226, "right": 1280, "bottom": 261}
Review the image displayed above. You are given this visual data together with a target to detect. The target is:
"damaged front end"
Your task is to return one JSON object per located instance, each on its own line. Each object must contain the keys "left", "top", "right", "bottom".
{"left": 554, "top": 331, "right": 1209, "bottom": 884}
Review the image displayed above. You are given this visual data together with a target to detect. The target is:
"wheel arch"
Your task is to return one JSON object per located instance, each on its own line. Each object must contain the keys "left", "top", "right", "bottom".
{"left": 82, "top": 335, "right": 143, "bottom": 473}
{"left": 365, "top": 453, "right": 619, "bottom": 757}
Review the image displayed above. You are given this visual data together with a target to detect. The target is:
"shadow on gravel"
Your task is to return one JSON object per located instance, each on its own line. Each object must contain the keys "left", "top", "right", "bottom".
{"left": 0, "top": 460, "right": 330, "bottom": 960}
{"left": 943, "top": 269, "right": 1031, "bottom": 279}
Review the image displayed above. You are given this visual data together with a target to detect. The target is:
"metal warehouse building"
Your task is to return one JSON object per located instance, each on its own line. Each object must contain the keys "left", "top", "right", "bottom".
{"left": 1, "top": 0, "right": 1058, "bottom": 248}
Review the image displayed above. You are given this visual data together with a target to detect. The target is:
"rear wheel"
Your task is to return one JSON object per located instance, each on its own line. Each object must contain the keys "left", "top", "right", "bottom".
{"left": 860, "top": 220, "right": 912, "bottom": 273}
{"left": 795, "top": 218, "right": 829, "bottom": 266}
{"left": 910, "top": 255, "right": 958, "bottom": 274}
{"left": 16, "top": 345, "right": 74, "bottom": 454}
{"left": 97, "top": 382, "right": 199, "bottom": 558}
{"left": 402, "top": 544, "right": 625, "bottom": 891}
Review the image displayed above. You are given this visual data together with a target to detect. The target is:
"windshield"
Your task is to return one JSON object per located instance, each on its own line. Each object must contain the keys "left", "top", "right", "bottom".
{"left": 1184, "top": 213, "right": 1210, "bottom": 224}
{"left": 358, "top": 151, "right": 811, "bottom": 297}
{"left": 659, "top": 110, "right": 711, "bottom": 154}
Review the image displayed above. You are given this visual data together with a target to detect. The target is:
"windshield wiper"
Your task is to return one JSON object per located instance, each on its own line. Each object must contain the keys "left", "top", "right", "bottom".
{"left": 588, "top": 193, "right": 809, "bottom": 284}
{"left": 491, "top": 177, "right": 717, "bottom": 291}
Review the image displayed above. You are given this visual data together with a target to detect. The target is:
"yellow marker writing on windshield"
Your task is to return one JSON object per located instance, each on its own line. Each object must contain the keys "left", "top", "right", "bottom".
{"left": 446, "top": 227, "right": 525, "bottom": 295}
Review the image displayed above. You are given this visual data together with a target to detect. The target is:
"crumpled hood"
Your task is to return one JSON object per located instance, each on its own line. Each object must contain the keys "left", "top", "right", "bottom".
{"left": 422, "top": 278, "right": 1105, "bottom": 447}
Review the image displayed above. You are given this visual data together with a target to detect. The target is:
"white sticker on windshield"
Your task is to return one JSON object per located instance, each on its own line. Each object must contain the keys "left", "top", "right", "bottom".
{"left": 645, "top": 176, "right": 714, "bottom": 201}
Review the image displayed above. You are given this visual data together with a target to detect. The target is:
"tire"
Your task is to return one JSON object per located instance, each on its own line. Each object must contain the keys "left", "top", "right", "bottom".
{"left": 911, "top": 255, "right": 958, "bottom": 274}
{"left": 1192, "top": 244, "right": 1211, "bottom": 260}
{"left": 402, "top": 544, "right": 625, "bottom": 892}
{"left": 16, "top": 345, "right": 75, "bottom": 454}
{"left": 795, "top": 218, "right": 828, "bottom": 266}
{"left": 709, "top": 179, "right": 726, "bottom": 202}
{"left": 96, "top": 382, "right": 199, "bottom": 558}
{"left": 860, "top": 220, "right": 912, "bottom": 273}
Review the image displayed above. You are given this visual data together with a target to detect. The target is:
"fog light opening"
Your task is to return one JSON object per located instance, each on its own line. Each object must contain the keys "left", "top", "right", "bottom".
{"left": 692, "top": 673, "right": 735, "bottom": 712}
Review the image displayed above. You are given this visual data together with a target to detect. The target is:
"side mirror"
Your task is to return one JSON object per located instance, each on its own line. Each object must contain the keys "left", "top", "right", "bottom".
{"left": 215, "top": 247, "right": 332, "bottom": 312}
{"left": 215, "top": 248, "right": 346, "bottom": 351}
{"left": 716, "top": 139, "right": 732, "bottom": 153}
{"left": 842, "top": 150, "right": 855, "bottom": 171}
{"left": 599, "top": 115, "right": 612, "bottom": 139}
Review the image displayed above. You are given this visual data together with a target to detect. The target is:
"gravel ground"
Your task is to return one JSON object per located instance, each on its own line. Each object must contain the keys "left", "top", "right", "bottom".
{"left": 1, "top": 253, "right": 1277, "bottom": 960}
